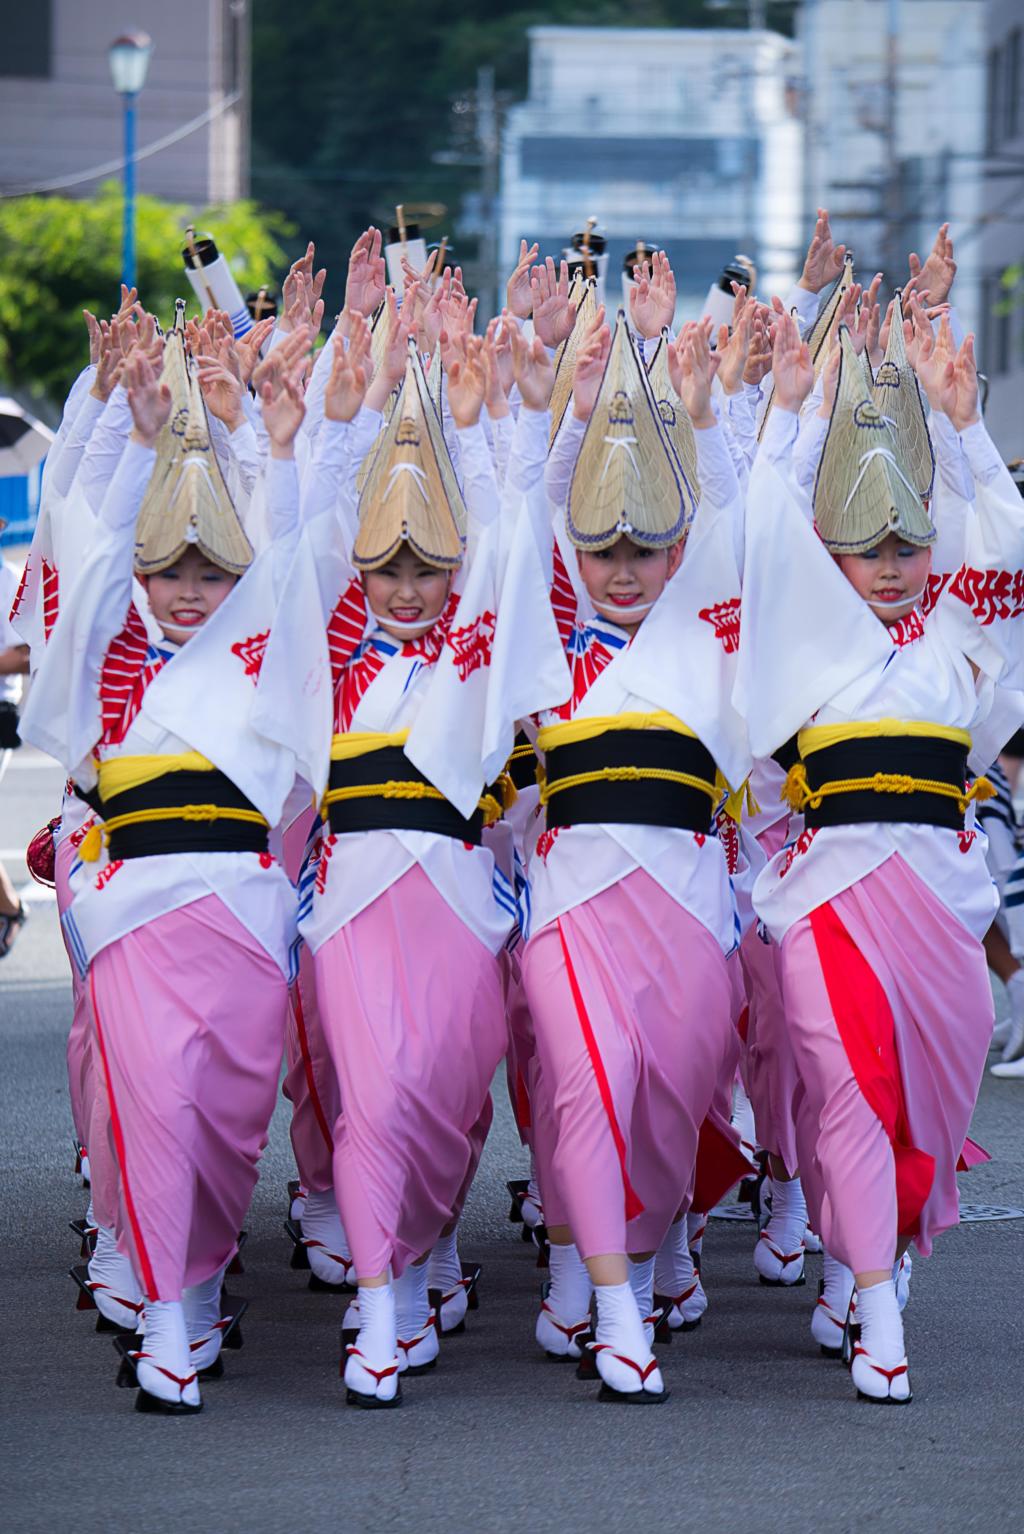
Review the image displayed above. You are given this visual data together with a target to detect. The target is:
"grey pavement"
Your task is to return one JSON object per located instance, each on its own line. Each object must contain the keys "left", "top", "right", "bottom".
{"left": 2, "top": 750, "right": 1023, "bottom": 1534}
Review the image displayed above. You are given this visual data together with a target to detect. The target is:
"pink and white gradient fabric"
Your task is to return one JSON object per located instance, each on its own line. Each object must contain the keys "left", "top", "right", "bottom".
{"left": 780, "top": 853, "right": 993, "bottom": 1274}
{"left": 313, "top": 864, "right": 505, "bottom": 1280}
{"left": 522, "top": 868, "right": 735, "bottom": 1260}
{"left": 54, "top": 832, "right": 92, "bottom": 1148}
{"left": 281, "top": 810, "right": 337, "bottom": 1194}
{"left": 89, "top": 894, "right": 288, "bottom": 1301}
{"left": 740, "top": 817, "right": 801, "bottom": 1175}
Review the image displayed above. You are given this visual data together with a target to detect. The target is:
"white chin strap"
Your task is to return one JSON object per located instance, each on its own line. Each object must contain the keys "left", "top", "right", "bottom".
{"left": 866, "top": 584, "right": 927, "bottom": 614}
{"left": 159, "top": 619, "right": 204, "bottom": 640}
{"left": 369, "top": 608, "right": 440, "bottom": 639}
{"left": 593, "top": 597, "right": 657, "bottom": 622}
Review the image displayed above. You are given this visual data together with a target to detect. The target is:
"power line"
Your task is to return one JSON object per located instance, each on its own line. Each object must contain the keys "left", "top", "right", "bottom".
{"left": 0, "top": 91, "right": 242, "bottom": 200}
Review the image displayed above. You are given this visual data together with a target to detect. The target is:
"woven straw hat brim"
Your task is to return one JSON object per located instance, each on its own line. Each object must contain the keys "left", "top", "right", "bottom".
{"left": 134, "top": 335, "right": 252, "bottom": 576}
{"left": 567, "top": 312, "right": 693, "bottom": 552}
{"left": 355, "top": 347, "right": 465, "bottom": 570}
{"left": 871, "top": 291, "right": 935, "bottom": 499}
{"left": 814, "top": 328, "right": 935, "bottom": 553}
{"left": 548, "top": 277, "right": 599, "bottom": 447}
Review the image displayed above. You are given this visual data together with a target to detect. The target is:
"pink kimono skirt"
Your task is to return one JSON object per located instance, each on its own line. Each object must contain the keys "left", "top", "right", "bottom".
{"left": 780, "top": 852, "right": 992, "bottom": 1272}
{"left": 740, "top": 818, "right": 802, "bottom": 1174}
{"left": 521, "top": 868, "right": 735, "bottom": 1259}
{"left": 89, "top": 893, "right": 287, "bottom": 1301}
{"left": 312, "top": 863, "right": 505, "bottom": 1280}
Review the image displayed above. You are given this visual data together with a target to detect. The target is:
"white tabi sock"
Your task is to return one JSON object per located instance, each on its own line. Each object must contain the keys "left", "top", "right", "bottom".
{"left": 627, "top": 1254, "right": 656, "bottom": 1326}
{"left": 136, "top": 1298, "right": 201, "bottom": 1407}
{"left": 822, "top": 1250, "right": 854, "bottom": 1315}
{"left": 353, "top": 1282, "right": 397, "bottom": 1364}
{"left": 393, "top": 1260, "right": 431, "bottom": 1337}
{"left": 593, "top": 1281, "right": 663, "bottom": 1395}
{"left": 764, "top": 1175, "right": 807, "bottom": 1253}
{"left": 686, "top": 1211, "right": 706, "bottom": 1255}
{"left": 855, "top": 1278, "right": 905, "bottom": 1366}
{"left": 182, "top": 1264, "right": 228, "bottom": 1370}
{"left": 546, "top": 1242, "right": 593, "bottom": 1322}
{"left": 426, "top": 1229, "right": 461, "bottom": 1295}
{"left": 654, "top": 1220, "right": 689, "bottom": 1295}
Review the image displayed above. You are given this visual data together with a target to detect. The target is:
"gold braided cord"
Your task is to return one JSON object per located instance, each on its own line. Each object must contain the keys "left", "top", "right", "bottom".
{"left": 538, "top": 763, "right": 717, "bottom": 808}
{"left": 797, "top": 719, "right": 972, "bottom": 758}
{"left": 509, "top": 741, "right": 536, "bottom": 761}
{"left": 97, "top": 751, "right": 216, "bottom": 802}
{"left": 80, "top": 802, "right": 268, "bottom": 862}
{"left": 781, "top": 762, "right": 994, "bottom": 817}
{"left": 537, "top": 711, "right": 695, "bottom": 753}
{"left": 330, "top": 730, "right": 411, "bottom": 761}
{"left": 322, "top": 778, "right": 503, "bottom": 827}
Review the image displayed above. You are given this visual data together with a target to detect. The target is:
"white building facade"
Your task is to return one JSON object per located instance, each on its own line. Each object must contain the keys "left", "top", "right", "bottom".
{"left": 499, "top": 26, "right": 805, "bottom": 318}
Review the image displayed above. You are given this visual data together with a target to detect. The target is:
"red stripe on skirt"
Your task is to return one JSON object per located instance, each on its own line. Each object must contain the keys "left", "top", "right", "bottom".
{"left": 292, "top": 978, "right": 334, "bottom": 1154}
{"left": 807, "top": 901, "right": 935, "bottom": 1238}
{"left": 88, "top": 966, "right": 160, "bottom": 1299}
{"left": 556, "top": 918, "right": 645, "bottom": 1222}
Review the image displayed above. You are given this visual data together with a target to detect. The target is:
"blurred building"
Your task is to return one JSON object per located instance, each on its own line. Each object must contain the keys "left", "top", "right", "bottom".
{"left": 978, "top": 0, "right": 1023, "bottom": 456}
{"left": 499, "top": 26, "right": 804, "bottom": 317}
{"left": 0, "top": 0, "right": 249, "bottom": 203}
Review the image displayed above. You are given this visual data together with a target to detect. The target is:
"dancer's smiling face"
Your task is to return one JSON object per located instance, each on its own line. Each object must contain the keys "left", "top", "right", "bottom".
{"left": 142, "top": 546, "right": 238, "bottom": 645}
{"left": 362, "top": 543, "right": 453, "bottom": 640}
{"left": 577, "top": 535, "right": 684, "bottom": 633}
{"left": 836, "top": 532, "right": 932, "bottom": 626}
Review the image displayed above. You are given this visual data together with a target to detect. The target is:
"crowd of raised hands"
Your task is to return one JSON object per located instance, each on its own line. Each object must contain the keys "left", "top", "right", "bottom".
{"left": 83, "top": 208, "right": 975, "bottom": 477}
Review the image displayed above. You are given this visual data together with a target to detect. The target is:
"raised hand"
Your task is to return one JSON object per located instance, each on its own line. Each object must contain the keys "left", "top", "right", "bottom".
{"left": 715, "top": 298, "right": 755, "bottom": 395}
{"left": 506, "top": 239, "right": 540, "bottom": 320}
{"left": 799, "top": 208, "right": 847, "bottom": 294}
{"left": 743, "top": 310, "right": 773, "bottom": 388}
{"left": 570, "top": 310, "right": 610, "bottom": 420}
{"left": 324, "top": 311, "right": 372, "bottom": 424}
{"left": 83, "top": 310, "right": 102, "bottom": 366}
{"left": 197, "top": 339, "right": 246, "bottom": 432}
{"left": 125, "top": 352, "right": 171, "bottom": 446}
{"left": 438, "top": 285, "right": 477, "bottom": 371}
{"left": 510, "top": 324, "right": 557, "bottom": 412}
{"left": 91, "top": 324, "right": 124, "bottom": 401}
{"left": 261, "top": 349, "right": 308, "bottom": 456}
{"left": 346, "top": 228, "right": 387, "bottom": 318}
{"left": 770, "top": 310, "right": 814, "bottom": 415}
{"left": 530, "top": 257, "right": 577, "bottom": 350}
{"left": 419, "top": 267, "right": 453, "bottom": 357}
{"left": 668, "top": 321, "right": 719, "bottom": 427}
{"left": 482, "top": 317, "right": 510, "bottom": 417}
{"left": 908, "top": 224, "right": 957, "bottom": 308}
{"left": 365, "top": 288, "right": 416, "bottom": 413}
{"left": 628, "top": 249, "right": 676, "bottom": 340}
{"left": 817, "top": 344, "right": 841, "bottom": 417}
{"left": 235, "top": 316, "right": 276, "bottom": 388}
{"left": 447, "top": 334, "right": 488, "bottom": 429}
{"left": 115, "top": 283, "right": 139, "bottom": 322}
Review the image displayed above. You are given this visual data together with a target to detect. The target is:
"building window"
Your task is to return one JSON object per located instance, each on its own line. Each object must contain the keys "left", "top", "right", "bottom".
{"left": 987, "top": 46, "right": 1001, "bottom": 152}
{"left": 982, "top": 273, "right": 1012, "bottom": 378}
{"left": 1006, "top": 29, "right": 1021, "bottom": 142}
{"left": 0, "top": 7, "right": 52, "bottom": 78}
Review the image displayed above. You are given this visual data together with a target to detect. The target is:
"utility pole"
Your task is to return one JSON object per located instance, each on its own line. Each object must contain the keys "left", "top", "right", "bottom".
{"left": 477, "top": 65, "right": 499, "bottom": 321}
{"left": 883, "top": 0, "right": 901, "bottom": 283}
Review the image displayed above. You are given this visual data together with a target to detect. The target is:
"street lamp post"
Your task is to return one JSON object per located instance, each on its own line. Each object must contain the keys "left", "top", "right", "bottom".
{"left": 108, "top": 32, "right": 153, "bottom": 292}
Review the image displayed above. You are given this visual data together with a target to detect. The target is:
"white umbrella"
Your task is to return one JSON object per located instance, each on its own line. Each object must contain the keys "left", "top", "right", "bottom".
{"left": 0, "top": 398, "right": 55, "bottom": 477}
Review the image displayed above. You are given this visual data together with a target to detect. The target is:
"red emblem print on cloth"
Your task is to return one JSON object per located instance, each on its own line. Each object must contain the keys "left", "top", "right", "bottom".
{"left": 718, "top": 818, "right": 739, "bottom": 874}
{"left": 95, "top": 860, "right": 123, "bottom": 890}
{"left": 698, "top": 597, "right": 741, "bottom": 654}
{"left": 231, "top": 630, "right": 269, "bottom": 684}
{"left": 446, "top": 610, "right": 496, "bottom": 682}
{"left": 778, "top": 827, "right": 818, "bottom": 879}
{"left": 922, "top": 572, "right": 951, "bottom": 615}
{"left": 535, "top": 827, "right": 561, "bottom": 863}
{"left": 41, "top": 559, "right": 60, "bottom": 641}
{"left": 950, "top": 567, "right": 1024, "bottom": 626}
{"left": 888, "top": 610, "right": 925, "bottom": 648}
{"left": 314, "top": 833, "right": 336, "bottom": 896}
{"left": 693, "top": 832, "right": 707, "bottom": 849}
{"left": 958, "top": 830, "right": 977, "bottom": 854}
{"left": 99, "top": 606, "right": 160, "bottom": 746}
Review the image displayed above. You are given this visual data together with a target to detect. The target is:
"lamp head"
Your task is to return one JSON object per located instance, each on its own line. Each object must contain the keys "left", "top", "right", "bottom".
{"left": 108, "top": 32, "right": 153, "bottom": 96}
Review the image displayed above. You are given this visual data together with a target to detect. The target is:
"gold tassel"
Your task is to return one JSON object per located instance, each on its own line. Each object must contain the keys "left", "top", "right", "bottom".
{"left": 781, "top": 763, "right": 810, "bottom": 812}
{"left": 78, "top": 824, "right": 104, "bottom": 863}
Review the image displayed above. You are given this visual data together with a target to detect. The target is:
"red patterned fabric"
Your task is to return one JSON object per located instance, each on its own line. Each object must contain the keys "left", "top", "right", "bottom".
{"left": 98, "top": 605, "right": 158, "bottom": 747}
{"left": 550, "top": 541, "right": 578, "bottom": 649}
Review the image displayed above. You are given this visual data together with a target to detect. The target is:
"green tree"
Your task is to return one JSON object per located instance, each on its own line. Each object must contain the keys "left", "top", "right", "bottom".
{"left": 0, "top": 182, "right": 293, "bottom": 409}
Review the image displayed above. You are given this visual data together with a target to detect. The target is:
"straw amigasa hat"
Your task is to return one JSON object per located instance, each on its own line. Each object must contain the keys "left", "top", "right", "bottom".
{"left": 813, "top": 326, "right": 935, "bottom": 554}
{"left": 353, "top": 342, "right": 465, "bottom": 571}
{"left": 646, "top": 330, "right": 701, "bottom": 503}
{"left": 133, "top": 325, "right": 253, "bottom": 576}
{"left": 871, "top": 288, "right": 935, "bottom": 500}
{"left": 566, "top": 310, "right": 696, "bottom": 552}
{"left": 548, "top": 274, "right": 599, "bottom": 445}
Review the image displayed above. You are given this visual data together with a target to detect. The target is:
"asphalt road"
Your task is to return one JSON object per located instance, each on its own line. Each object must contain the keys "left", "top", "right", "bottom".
{"left": 2, "top": 748, "right": 1023, "bottom": 1534}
